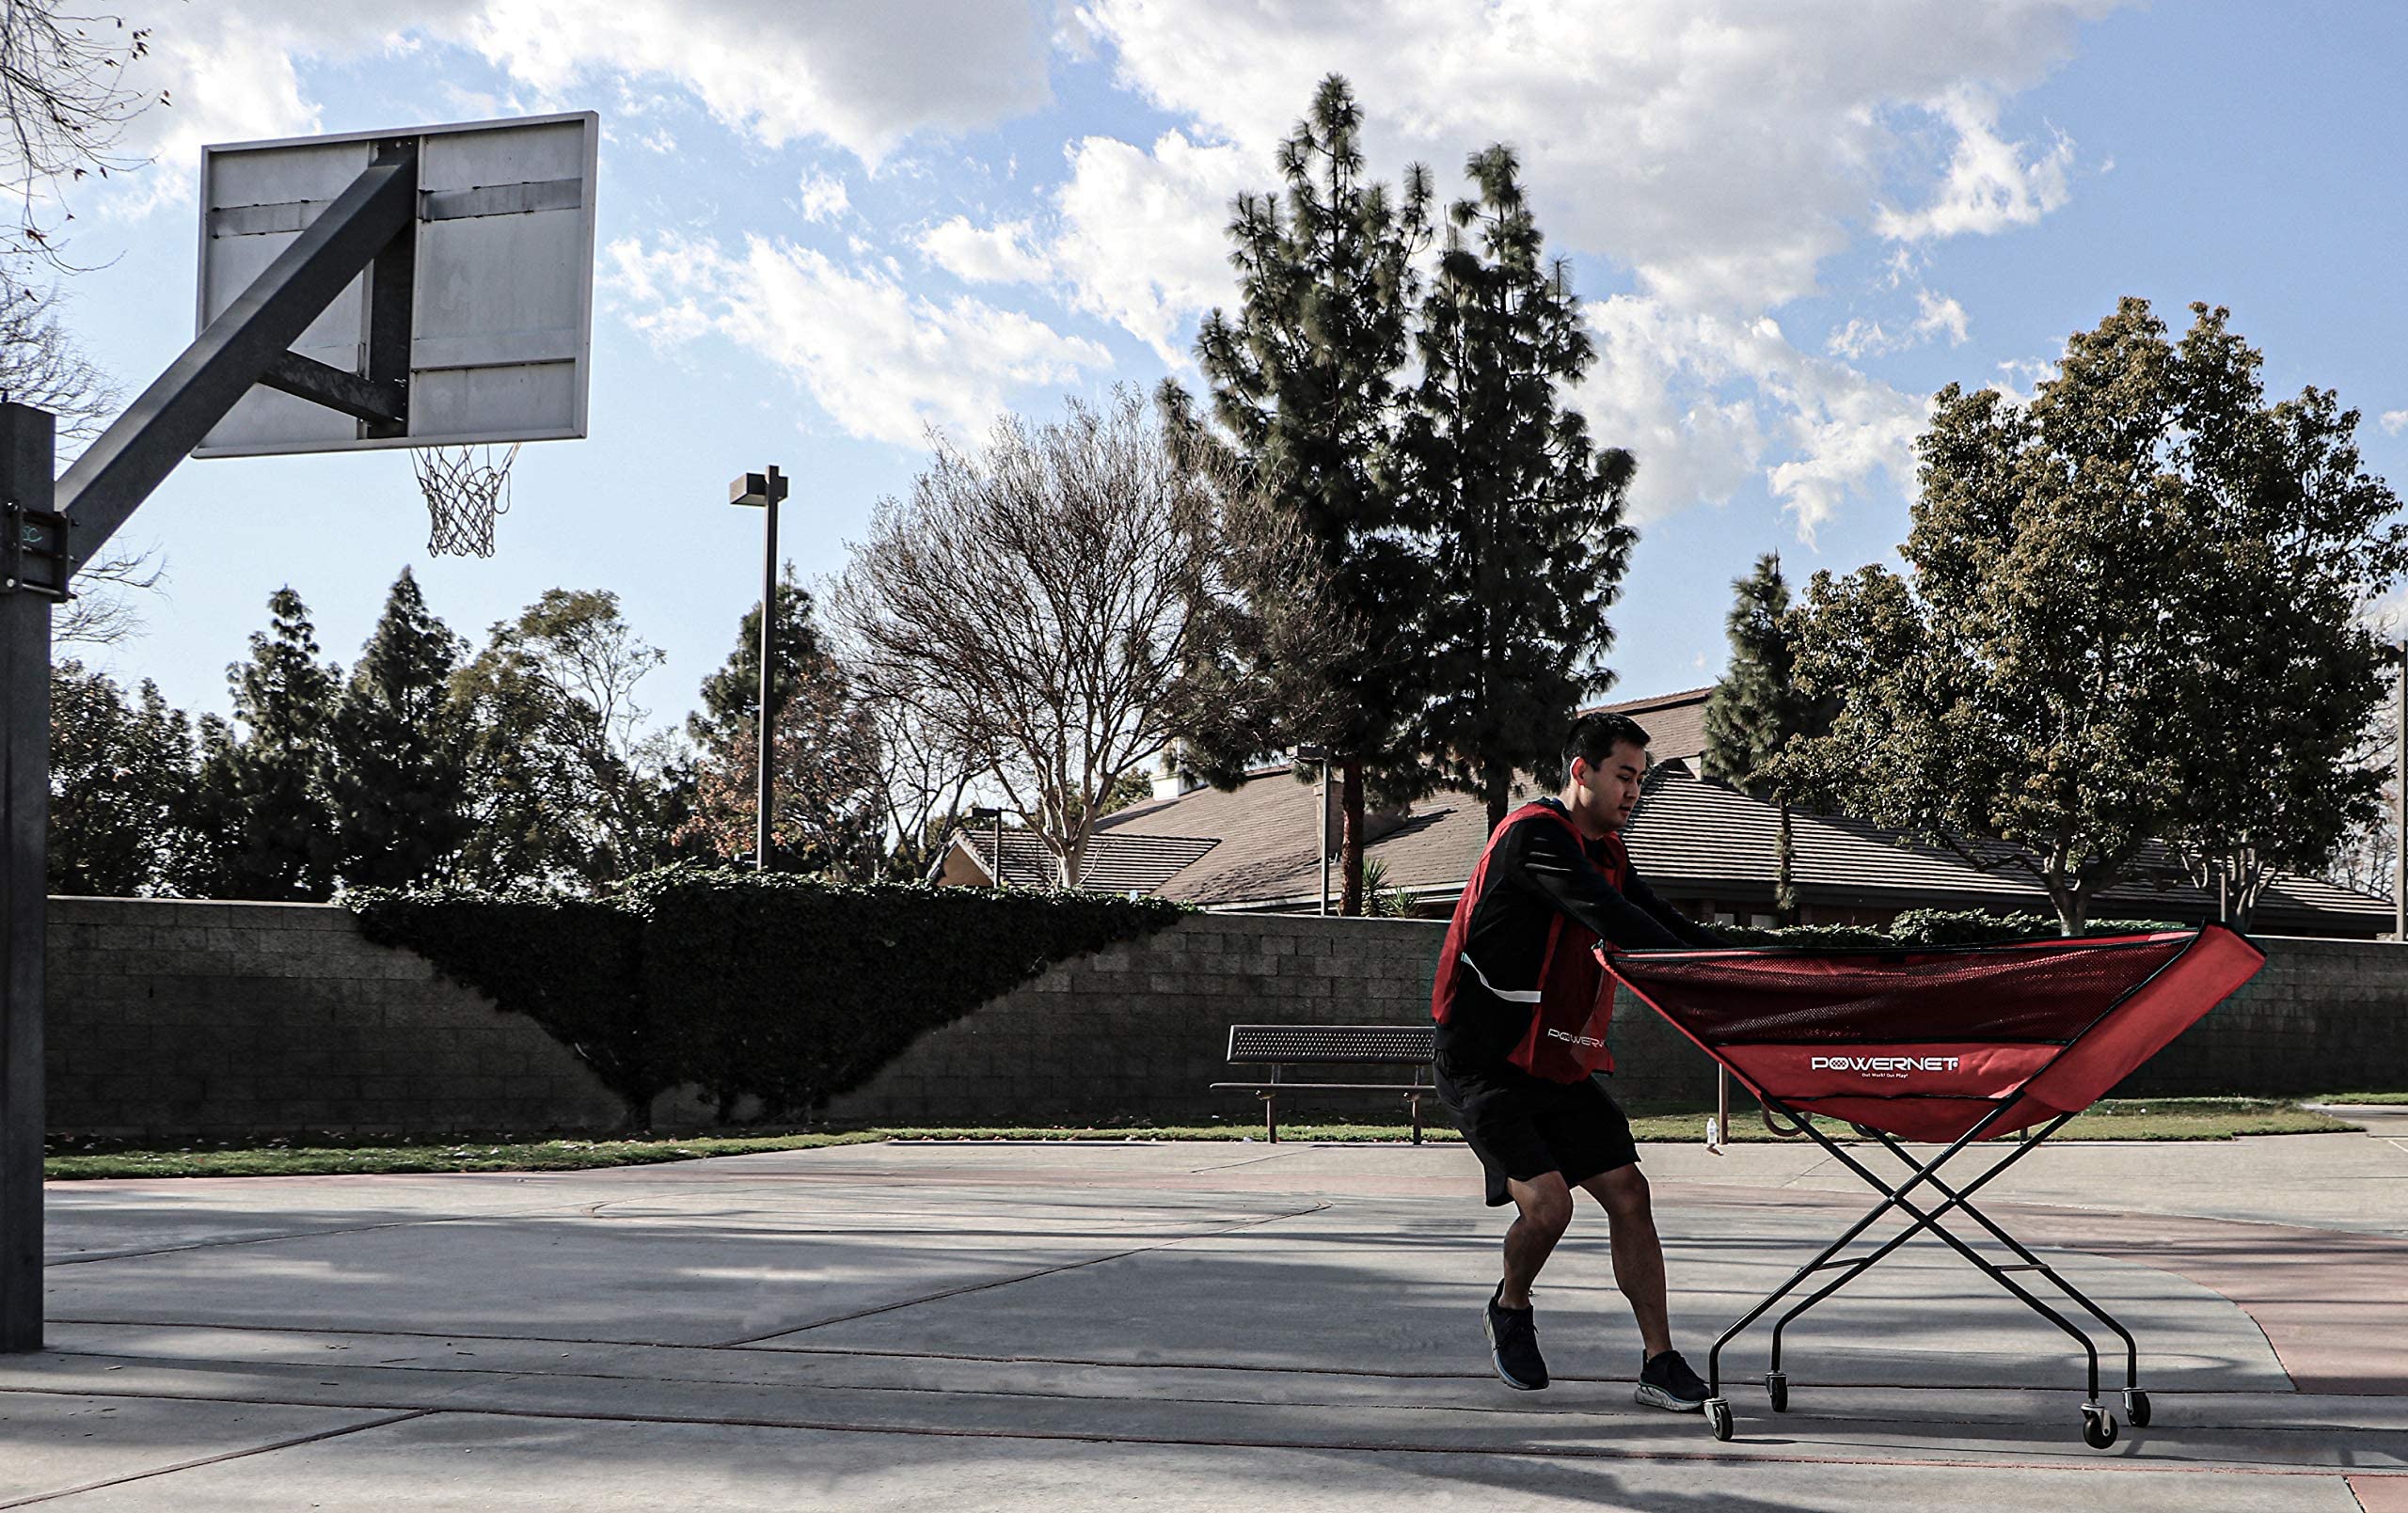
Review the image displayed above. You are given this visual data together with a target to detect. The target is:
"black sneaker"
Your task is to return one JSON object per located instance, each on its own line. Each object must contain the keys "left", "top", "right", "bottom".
{"left": 1483, "top": 1287, "right": 1548, "bottom": 1391}
{"left": 1636, "top": 1348, "right": 1709, "bottom": 1411}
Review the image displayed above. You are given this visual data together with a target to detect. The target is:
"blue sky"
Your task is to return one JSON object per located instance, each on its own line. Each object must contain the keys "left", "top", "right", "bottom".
{"left": 45, "top": 0, "right": 2408, "bottom": 739}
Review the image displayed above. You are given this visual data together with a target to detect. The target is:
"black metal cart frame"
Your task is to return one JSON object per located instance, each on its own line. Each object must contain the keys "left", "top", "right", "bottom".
{"left": 1700, "top": 1094, "right": 2145, "bottom": 1448}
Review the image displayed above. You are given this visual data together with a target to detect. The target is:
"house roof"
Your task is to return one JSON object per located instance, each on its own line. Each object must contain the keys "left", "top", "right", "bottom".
{"left": 933, "top": 685, "right": 2392, "bottom": 935}
{"left": 1593, "top": 686, "right": 1713, "bottom": 764}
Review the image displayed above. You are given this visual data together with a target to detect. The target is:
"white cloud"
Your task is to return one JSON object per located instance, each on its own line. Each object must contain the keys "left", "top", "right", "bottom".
{"left": 94, "top": 0, "right": 1051, "bottom": 222}
{"left": 605, "top": 233, "right": 1112, "bottom": 448}
{"left": 1049, "top": 131, "right": 1260, "bottom": 364}
{"left": 799, "top": 170, "right": 850, "bottom": 223}
{"left": 466, "top": 0, "right": 1052, "bottom": 166}
{"left": 1914, "top": 290, "right": 1972, "bottom": 345}
{"left": 1874, "top": 89, "right": 2075, "bottom": 243}
{"left": 1827, "top": 319, "right": 1893, "bottom": 361}
{"left": 1078, "top": 0, "right": 2115, "bottom": 313}
{"left": 917, "top": 215, "right": 1049, "bottom": 284}
{"left": 1577, "top": 300, "right": 1925, "bottom": 539}
{"left": 2383, "top": 410, "right": 2408, "bottom": 436}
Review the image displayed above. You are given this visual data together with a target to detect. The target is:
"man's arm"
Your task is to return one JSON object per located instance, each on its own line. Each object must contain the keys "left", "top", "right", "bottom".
{"left": 1503, "top": 819, "right": 1690, "bottom": 949}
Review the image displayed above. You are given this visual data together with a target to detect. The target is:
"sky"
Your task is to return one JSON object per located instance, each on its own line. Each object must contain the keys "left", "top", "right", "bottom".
{"left": 39, "top": 0, "right": 2408, "bottom": 740}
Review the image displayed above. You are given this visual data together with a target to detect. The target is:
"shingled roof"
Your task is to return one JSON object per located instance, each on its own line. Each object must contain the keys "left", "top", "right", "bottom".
{"left": 932, "top": 686, "right": 2392, "bottom": 936}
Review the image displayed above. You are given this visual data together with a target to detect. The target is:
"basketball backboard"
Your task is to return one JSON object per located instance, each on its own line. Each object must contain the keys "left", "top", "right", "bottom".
{"left": 191, "top": 111, "right": 597, "bottom": 458}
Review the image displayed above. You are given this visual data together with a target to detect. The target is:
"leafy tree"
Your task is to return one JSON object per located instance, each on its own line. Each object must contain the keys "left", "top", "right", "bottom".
{"left": 1703, "top": 554, "right": 1833, "bottom": 922}
{"left": 182, "top": 587, "right": 341, "bottom": 900}
{"left": 1191, "top": 73, "right": 1432, "bottom": 913}
{"left": 322, "top": 567, "right": 473, "bottom": 888}
{"left": 454, "top": 589, "right": 688, "bottom": 891}
{"left": 1782, "top": 298, "right": 2408, "bottom": 933}
{"left": 48, "top": 659, "right": 194, "bottom": 894}
{"left": 1403, "top": 144, "right": 1636, "bottom": 832}
{"left": 683, "top": 569, "right": 883, "bottom": 877}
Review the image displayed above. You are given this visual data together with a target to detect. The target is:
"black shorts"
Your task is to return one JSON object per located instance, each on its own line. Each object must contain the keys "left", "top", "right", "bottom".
{"left": 1438, "top": 1059, "right": 1640, "bottom": 1207}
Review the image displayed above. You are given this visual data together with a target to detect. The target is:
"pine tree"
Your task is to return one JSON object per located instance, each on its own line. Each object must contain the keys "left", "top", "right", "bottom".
{"left": 322, "top": 567, "right": 473, "bottom": 888}
{"left": 1405, "top": 144, "right": 1637, "bottom": 832}
{"left": 1192, "top": 73, "right": 1431, "bottom": 914}
{"left": 1703, "top": 554, "right": 1832, "bottom": 922}
{"left": 182, "top": 587, "right": 341, "bottom": 901}
{"left": 49, "top": 661, "right": 197, "bottom": 895}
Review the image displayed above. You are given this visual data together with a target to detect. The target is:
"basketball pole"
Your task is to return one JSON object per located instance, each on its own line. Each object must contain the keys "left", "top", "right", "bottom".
{"left": 0, "top": 405, "right": 54, "bottom": 1352}
{"left": 2, "top": 144, "right": 426, "bottom": 1354}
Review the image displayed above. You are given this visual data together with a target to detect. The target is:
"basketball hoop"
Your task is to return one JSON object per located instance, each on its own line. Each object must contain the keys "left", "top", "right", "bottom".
{"left": 414, "top": 443, "right": 519, "bottom": 559}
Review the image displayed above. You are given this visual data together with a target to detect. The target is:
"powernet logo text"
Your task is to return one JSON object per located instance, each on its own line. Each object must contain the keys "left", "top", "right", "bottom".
{"left": 1808, "top": 1054, "right": 1962, "bottom": 1080}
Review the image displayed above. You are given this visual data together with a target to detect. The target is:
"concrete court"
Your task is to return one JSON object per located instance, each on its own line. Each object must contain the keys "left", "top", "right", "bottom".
{"left": 1, "top": 1118, "right": 2403, "bottom": 1511}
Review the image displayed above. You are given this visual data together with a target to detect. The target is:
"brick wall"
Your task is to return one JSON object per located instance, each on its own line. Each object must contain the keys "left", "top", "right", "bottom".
{"left": 46, "top": 897, "right": 626, "bottom": 1138}
{"left": 40, "top": 900, "right": 2408, "bottom": 1140}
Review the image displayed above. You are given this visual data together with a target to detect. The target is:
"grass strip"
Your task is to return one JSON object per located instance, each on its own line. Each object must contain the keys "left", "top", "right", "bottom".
{"left": 41, "top": 1098, "right": 2356, "bottom": 1180}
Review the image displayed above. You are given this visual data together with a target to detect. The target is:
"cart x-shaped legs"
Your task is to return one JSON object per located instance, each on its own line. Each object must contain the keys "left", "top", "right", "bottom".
{"left": 1701, "top": 1100, "right": 2144, "bottom": 1449}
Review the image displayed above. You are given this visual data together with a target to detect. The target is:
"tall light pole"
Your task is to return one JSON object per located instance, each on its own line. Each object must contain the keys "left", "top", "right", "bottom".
{"left": 729, "top": 466, "right": 789, "bottom": 872}
{"left": 1297, "top": 744, "right": 1331, "bottom": 916}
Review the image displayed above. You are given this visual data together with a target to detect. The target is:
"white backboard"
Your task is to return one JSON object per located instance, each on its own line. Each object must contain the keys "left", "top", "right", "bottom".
{"left": 192, "top": 111, "right": 597, "bottom": 458}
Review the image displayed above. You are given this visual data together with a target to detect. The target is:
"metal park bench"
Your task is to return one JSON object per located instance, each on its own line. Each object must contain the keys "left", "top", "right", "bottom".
{"left": 1212, "top": 1023, "right": 1437, "bottom": 1143}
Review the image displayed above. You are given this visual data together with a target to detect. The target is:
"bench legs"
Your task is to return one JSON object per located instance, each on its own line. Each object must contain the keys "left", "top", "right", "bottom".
{"left": 1407, "top": 1091, "right": 1423, "bottom": 1145}
{"left": 1259, "top": 1090, "right": 1278, "bottom": 1143}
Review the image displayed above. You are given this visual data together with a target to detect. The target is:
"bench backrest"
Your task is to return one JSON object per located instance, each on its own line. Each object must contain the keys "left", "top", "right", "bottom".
{"left": 1226, "top": 1023, "right": 1434, "bottom": 1065}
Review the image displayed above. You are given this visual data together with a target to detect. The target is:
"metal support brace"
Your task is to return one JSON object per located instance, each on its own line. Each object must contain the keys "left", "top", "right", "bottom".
{"left": 53, "top": 140, "right": 420, "bottom": 572}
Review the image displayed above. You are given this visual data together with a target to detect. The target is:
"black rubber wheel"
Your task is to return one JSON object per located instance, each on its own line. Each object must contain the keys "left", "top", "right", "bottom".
{"left": 1706, "top": 1399, "right": 1735, "bottom": 1442}
{"left": 2124, "top": 1389, "right": 2151, "bottom": 1427}
{"left": 1766, "top": 1372, "right": 1788, "bottom": 1412}
{"left": 2082, "top": 1407, "right": 2117, "bottom": 1449}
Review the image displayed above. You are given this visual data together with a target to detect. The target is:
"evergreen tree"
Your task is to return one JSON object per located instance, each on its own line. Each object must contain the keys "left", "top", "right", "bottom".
{"left": 1404, "top": 144, "right": 1637, "bottom": 832}
{"left": 1192, "top": 73, "right": 1432, "bottom": 914}
{"left": 1702, "top": 554, "right": 1832, "bottom": 922}
{"left": 686, "top": 565, "right": 883, "bottom": 876}
{"left": 182, "top": 587, "right": 341, "bottom": 901}
{"left": 49, "top": 660, "right": 197, "bottom": 895}
{"left": 321, "top": 568, "right": 474, "bottom": 888}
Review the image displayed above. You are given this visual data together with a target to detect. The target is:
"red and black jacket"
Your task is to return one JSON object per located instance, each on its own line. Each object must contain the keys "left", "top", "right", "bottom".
{"left": 1431, "top": 798, "right": 1719, "bottom": 1083}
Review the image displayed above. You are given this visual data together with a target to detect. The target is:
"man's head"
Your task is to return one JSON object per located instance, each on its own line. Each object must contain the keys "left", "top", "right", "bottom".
{"left": 1560, "top": 711, "right": 1650, "bottom": 836}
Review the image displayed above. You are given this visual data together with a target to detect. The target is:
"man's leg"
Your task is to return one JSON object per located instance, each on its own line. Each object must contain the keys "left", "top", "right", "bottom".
{"left": 1579, "top": 1164, "right": 1671, "bottom": 1357}
{"left": 1497, "top": 1171, "right": 1574, "bottom": 1309}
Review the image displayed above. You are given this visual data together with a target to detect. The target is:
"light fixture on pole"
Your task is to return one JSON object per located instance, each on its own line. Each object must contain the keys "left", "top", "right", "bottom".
{"left": 1296, "top": 744, "right": 1331, "bottom": 916}
{"left": 729, "top": 465, "right": 789, "bottom": 873}
{"left": 970, "top": 806, "right": 1006, "bottom": 889}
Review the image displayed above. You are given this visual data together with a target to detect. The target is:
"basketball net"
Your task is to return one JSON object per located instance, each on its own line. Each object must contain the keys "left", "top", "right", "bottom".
{"left": 414, "top": 443, "right": 520, "bottom": 558}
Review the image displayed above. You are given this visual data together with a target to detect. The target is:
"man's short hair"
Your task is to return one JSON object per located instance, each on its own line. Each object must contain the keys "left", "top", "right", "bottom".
{"left": 1564, "top": 711, "right": 1651, "bottom": 784}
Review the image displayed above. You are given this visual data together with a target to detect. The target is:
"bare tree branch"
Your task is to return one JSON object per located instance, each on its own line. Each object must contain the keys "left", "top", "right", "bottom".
{"left": 830, "top": 386, "right": 1221, "bottom": 889}
{"left": 0, "top": 3, "right": 165, "bottom": 273}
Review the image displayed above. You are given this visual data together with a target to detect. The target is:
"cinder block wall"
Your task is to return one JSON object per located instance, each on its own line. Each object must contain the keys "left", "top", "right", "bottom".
{"left": 46, "top": 896, "right": 626, "bottom": 1138}
{"left": 2114, "top": 934, "right": 2407, "bottom": 1097}
{"left": 40, "top": 899, "right": 2408, "bottom": 1139}
{"left": 821, "top": 914, "right": 1724, "bottom": 1126}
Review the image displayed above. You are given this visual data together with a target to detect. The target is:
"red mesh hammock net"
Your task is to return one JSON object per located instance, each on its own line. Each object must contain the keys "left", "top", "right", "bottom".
{"left": 1601, "top": 925, "right": 2265, "bottom": 1143}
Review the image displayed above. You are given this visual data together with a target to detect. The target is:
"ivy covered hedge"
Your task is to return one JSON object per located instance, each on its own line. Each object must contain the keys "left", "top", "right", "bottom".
{"left": 1713, "top": 907, "right": 2186, "bottom": 950}
{"left": 351, "top": 870, "right": 1187, "bottom": 1128}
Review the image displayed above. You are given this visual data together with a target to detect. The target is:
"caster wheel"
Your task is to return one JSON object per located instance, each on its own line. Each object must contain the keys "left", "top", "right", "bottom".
{"left": 2081, "top": 1404, "right": 2118, "bottom": 1449}
{"left": 2123, "top": 1388, "right": 2150, "bottom": 1427}
{"left": 1766, "top": 1371, "right": 1788, "bottom": 1412}
{"left": 1706, "top": 1398, "right": 1735, "bottom": 1442}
